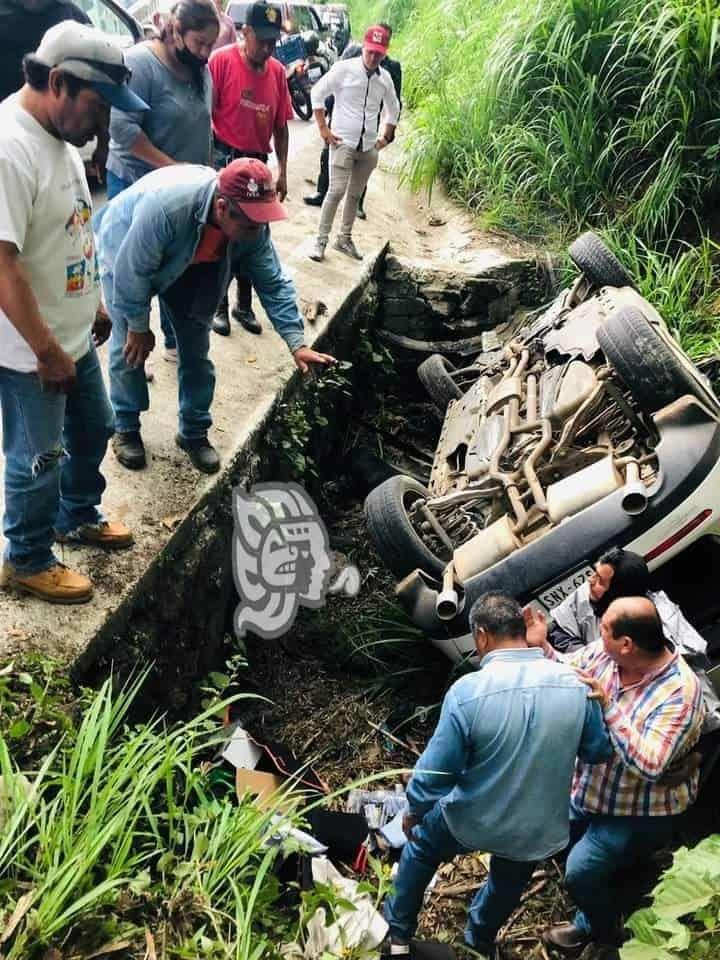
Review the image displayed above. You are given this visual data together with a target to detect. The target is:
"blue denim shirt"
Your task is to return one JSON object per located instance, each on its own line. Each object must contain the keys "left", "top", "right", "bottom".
{"left": 407, "top": 648, "right": 612, "bottom": 861}
{"left": 93, "top": 165, "right": 306, "bottom": 352}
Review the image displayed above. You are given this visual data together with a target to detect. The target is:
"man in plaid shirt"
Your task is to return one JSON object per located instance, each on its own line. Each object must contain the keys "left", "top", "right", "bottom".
{"left": 525, "top": 595, "right": 704, "bottom": 954}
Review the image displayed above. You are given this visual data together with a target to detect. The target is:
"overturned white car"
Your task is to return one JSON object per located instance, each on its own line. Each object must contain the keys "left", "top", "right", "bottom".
{"left": 365, "top": 233, "right": 720, "bottom": 661}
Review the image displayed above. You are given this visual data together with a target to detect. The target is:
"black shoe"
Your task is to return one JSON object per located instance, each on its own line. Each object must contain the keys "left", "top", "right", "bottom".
{"left": 213, "top": 306, "right": 231, "bottom": 336}
{"left": 543, "top": 923, "right": 591, "bottom": 956}
{"left": 113, "top": 430, "right": 146, "bottom": 470}
{"left": 303, "top": 193, "right": 324, "bottom": 207}
{"left": 233, "top": 307, "right": 262, "bottom": 335}
{"left": 357, "top": 207, "right": 367, "bottom": 221}
{"left": 175, "top": 434, "right": 220, "bottom": 474}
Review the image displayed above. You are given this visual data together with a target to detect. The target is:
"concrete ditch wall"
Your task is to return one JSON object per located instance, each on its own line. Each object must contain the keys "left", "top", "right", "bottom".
{"left": 80, "top": 256, "right": 386, "bottom": 705}
{"left": 0, "top": 233, "right": 547, "bottom": 706}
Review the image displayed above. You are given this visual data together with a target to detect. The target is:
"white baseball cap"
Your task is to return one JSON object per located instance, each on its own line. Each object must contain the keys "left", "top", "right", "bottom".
{"left": 35, "top": 22, "right": 149, "bottom": 112}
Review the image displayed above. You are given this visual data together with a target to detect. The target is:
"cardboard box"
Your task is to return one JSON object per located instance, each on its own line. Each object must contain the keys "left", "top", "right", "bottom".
{"left": 235, "top": 768, "right": 294, "bottom": 811}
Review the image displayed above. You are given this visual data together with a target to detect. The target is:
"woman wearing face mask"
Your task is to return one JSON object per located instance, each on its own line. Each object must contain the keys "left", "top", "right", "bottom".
{"left": 105, "top": 0, "right": 219, "bottom": 363}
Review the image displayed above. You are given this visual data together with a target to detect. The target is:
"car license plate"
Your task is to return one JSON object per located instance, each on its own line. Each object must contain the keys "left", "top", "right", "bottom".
{"left": 536, "top": 566, "right": 593, "bottom": 613}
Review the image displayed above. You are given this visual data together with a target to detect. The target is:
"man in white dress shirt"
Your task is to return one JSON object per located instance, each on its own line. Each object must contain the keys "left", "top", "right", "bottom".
{"left": 307, "top": 23, "right": 400, "bottom": 263}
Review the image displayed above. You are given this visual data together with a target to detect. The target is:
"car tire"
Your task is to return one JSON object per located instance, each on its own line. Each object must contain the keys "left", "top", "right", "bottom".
{"left": 364, "top": 475, "right": 447, "bottom": 579}
{"left": 417, "top": 354, "right": 463, "bottom": 410}
{"left": 568, "top": 232, "right": 635, "bottom": 289}
{"left": 598, "top": 306, "right": 717, "bottom": 414}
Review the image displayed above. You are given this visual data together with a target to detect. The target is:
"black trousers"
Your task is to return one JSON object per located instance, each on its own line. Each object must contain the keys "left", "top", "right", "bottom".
{"left": 214, "top": 139, "right": 269, "bottom": 315}
{"left": 315, "top": 143, "right": 366, "bottom": 209}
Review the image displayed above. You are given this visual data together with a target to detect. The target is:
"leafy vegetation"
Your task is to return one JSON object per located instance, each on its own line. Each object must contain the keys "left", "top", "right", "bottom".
{"left": 0, "top": 667, "right": 294, "bottom": 958}
{"left": 622, "top": 835, "right": 720, "bottom": 959}
{"left": 350, "top": 0, "right": 720, "bottom": 357}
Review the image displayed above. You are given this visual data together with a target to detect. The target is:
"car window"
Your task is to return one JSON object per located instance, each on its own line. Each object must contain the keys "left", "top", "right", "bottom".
{"left": 76, "top": 0, "right": 137, "bottom": 44}
{"left": 283, "top": 5, "right": 314, "bottom": 33}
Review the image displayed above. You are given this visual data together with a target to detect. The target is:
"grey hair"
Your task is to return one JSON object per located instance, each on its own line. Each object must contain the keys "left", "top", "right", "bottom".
{"left": 469, "top": 591, "right": 526, "bottom": 640}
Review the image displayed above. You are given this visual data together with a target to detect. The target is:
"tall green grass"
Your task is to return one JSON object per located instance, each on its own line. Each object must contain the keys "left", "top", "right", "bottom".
{"left": 351, "top": 0, "right": 720, "bottom": 355}
{"left": 398, "top": 0, "right": 720, "bottom": 242}
{"left": 0, "top": 674, "right": 291, "bottom": 958}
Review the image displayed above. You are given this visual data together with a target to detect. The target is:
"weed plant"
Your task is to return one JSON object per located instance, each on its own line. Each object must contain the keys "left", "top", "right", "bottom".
{"left": 0, "top": 671, "right": 293, "bottom": 958}
{"left": 352, "top": 0, "right": 720, "bottom": 355}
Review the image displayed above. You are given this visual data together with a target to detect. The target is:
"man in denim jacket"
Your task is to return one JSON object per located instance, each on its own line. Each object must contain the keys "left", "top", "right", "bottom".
{"left": 94, "top": 158, "right": 334, "bottom": 473}
{"left": 382, "top": 592, "right": 612, "bottom": 960}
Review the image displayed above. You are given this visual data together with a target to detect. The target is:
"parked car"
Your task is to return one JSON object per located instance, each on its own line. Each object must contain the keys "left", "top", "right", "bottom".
{"left": 365, "top": 233, "right": 720, "bottom": 663}
{"left": 226, "top": 1, "right": 323, "bottom": 35}
{"left": 76, "top": 0, "right": 142, "bottom": 42}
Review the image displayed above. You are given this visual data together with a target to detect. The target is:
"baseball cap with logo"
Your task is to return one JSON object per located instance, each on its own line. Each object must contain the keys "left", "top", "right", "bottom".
{"left": 245, "top": 2, "right": 282, "bottom": 39}
{"left": 363, "top": 24, "right": 390, "bottom": 54}
{"left": 217, "top": 157, "right": 287, "bottom": 223}
{"left": 35, "top": 22, "right": 149, "bottom": 112}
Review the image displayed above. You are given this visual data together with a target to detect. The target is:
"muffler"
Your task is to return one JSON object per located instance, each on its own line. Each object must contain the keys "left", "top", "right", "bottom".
{"left": 621, "top": 461, "right": 648, "bottom": 515}
{"left": 546, "top": 455, "right": 623, "bottom": 523}
{"left": 452, "top": 516, "right": 521, "bottom": 582}
{"left": 436, "top": 563, "right": 460, "bottom": 621}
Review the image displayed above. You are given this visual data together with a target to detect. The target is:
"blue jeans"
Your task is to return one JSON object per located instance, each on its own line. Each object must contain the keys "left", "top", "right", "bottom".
{"left": 105, "top": 169, "right": 176, "bottom": 351}
{"left": 105, "top": 278, "right": 216, "bottom": 440}
{"left": 0, "top": 345, "right": 115, "bottom": 574}
{"left": 384, "top": 804, "right": 537, "bottom": 947}
{"left": 566, "top": 806, "right": 679, "bottom": 940}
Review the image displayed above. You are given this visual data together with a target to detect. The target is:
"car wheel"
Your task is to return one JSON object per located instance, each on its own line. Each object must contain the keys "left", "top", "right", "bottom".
{"left": 568, "top": 231, "right": 635, "bottom": 289}
{"left": 417, "top": 354, "right": 463, "bottom": 410}
{"left": 364, "top": 475, "right": 448, "bottom": 579}
{"left": 598, "top": 306, "right": 718, "bottom": 414}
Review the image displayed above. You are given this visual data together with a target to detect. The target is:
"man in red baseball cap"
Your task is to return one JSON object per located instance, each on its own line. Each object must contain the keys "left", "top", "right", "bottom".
{"left": 307, "top": 23, "right": 400, "bottom": 263}
{"left": 95, "top": 158, "right": 335, "bottom": 474}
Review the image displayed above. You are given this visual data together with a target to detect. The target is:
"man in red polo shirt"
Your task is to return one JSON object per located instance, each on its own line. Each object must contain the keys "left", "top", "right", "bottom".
{"left": 209, "top": 1, "right": 292, "bottom": 337}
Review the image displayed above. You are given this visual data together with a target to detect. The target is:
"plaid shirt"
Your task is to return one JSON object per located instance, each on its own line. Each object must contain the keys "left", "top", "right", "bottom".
{"left": 555, "top": 641, "right": 705, "bottom": 817}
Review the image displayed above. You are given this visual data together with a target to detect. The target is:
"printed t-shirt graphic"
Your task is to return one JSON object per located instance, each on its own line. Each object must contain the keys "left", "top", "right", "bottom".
{"left": 0, "top": 96, "right": 100, "bottom": 372}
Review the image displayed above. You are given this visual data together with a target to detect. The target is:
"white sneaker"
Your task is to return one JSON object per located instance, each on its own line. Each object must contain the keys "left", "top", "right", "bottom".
{"left": 308, "top": 238, "right": 327, "bottom": 262}
{"left": 333, "top": 236, "right": 363, "bottom": 261}
{"left": 163, "top": 346, "right": 178, "bottom": 363}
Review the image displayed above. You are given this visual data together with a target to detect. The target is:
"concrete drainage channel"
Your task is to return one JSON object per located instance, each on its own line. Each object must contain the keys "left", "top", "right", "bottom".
{"left": 77, "top": 242, "right": 549, "bottom": 705}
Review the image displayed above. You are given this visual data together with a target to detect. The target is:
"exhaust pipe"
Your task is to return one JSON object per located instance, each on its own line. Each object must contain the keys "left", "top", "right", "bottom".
{"left": 436, "top": 564, "right": 459, "bottom": 621}
{"left": 621, "top": 461, "right": 648, "bottom": 515}
{"left": 395, "top": 569, "right": 444, "bottom": 633}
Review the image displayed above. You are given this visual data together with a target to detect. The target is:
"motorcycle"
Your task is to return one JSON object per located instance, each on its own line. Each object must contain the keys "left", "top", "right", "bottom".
{"left": 303, "top": 30, "right": 337, "bottom": 84}
{"left": 276, "top": 34, "right": 314, "bottom": 121}
{"left": 285, "top": 58, "right": 313, "bottom": 121}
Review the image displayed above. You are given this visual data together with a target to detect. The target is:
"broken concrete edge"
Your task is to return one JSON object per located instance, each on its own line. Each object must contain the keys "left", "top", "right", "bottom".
{"left": 379, "top": 251, "right": 559, "bottom": 345}
{"left": 70, "top": 244, "right": 390, "bottom": 688}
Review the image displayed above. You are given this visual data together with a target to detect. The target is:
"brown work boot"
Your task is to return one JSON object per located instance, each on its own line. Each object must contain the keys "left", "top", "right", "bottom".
{"left": 0, "top": 561, "right": 93, "bottom": 604}
{"left": 543, "top": 923, "right": 591, "bottom": 956}
{"left": 55, "top": 520, "right": 134, "bottom": 550}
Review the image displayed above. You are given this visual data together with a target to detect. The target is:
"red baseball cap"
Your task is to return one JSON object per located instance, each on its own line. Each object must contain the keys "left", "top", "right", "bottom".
{"left": 363, "top": 24, "right": 390, "bottom": 54}
{"left": 216, "top": 158, "right": 287, "bottom": 223}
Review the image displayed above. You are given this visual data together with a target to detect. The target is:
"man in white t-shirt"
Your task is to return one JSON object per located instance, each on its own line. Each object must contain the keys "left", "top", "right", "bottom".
{"left": 0, "top": 22, "right": 148, "bottom": 604}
